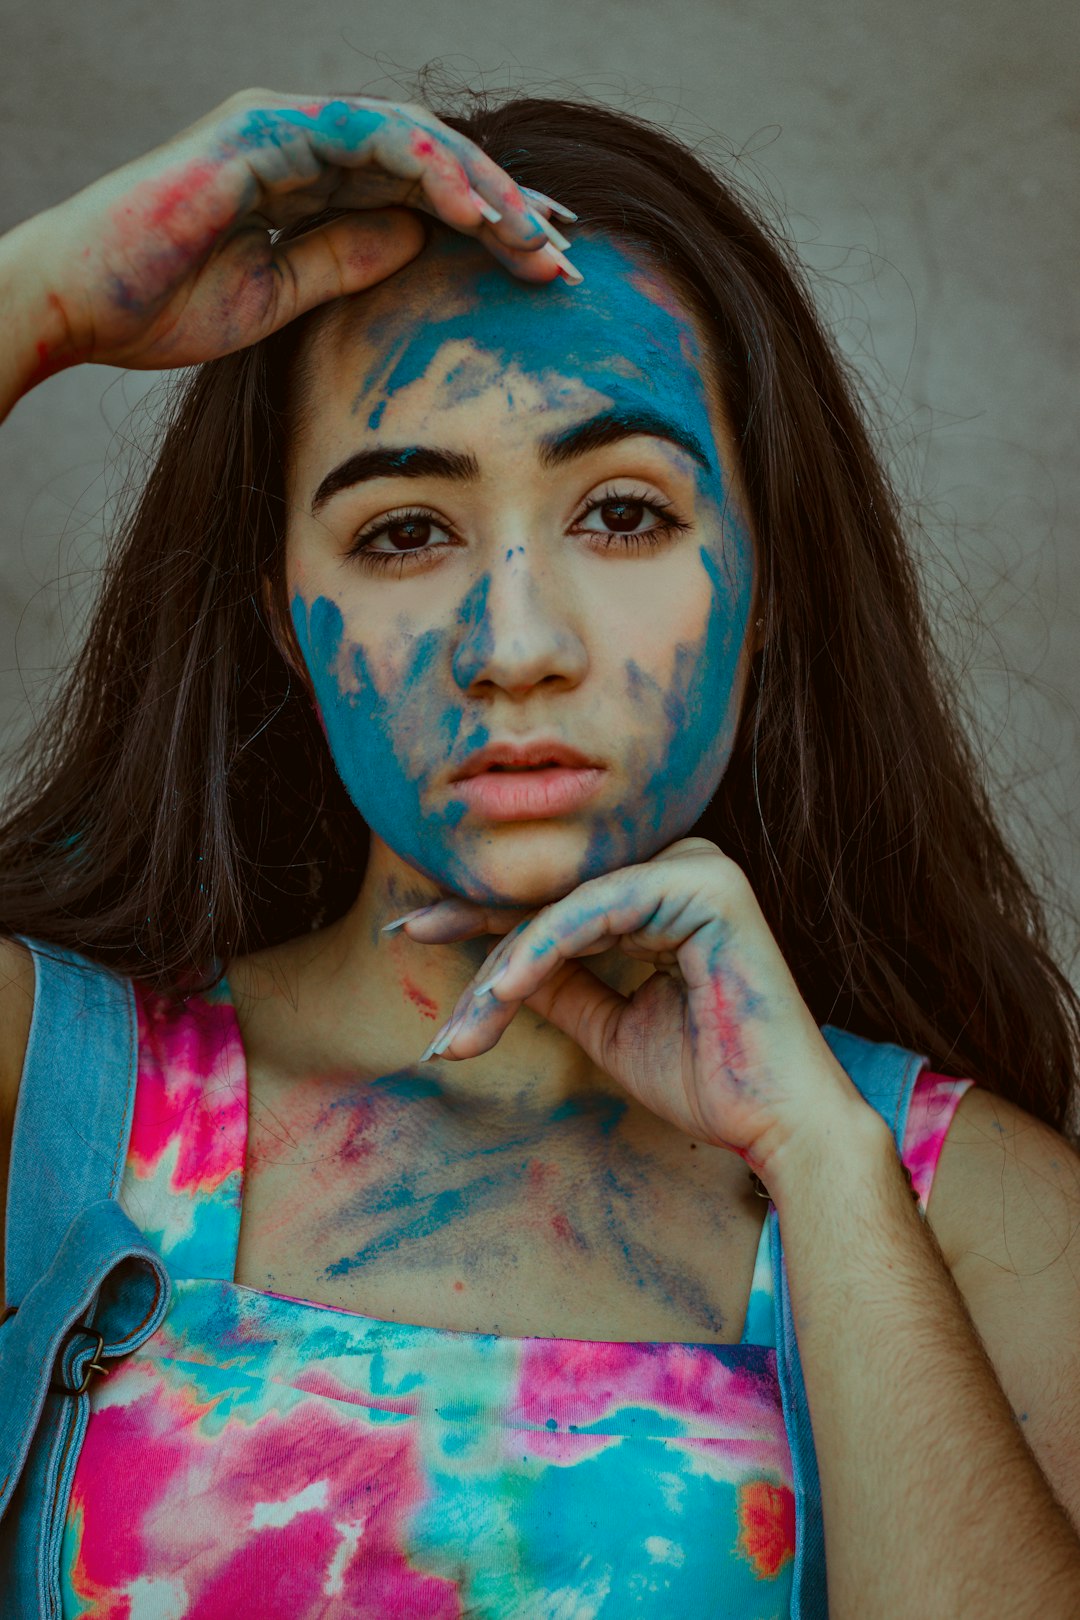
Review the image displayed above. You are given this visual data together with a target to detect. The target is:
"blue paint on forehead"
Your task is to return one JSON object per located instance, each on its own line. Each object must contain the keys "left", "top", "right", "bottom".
{"left": 353, "top": 231, "right": 719, "bottom": 478}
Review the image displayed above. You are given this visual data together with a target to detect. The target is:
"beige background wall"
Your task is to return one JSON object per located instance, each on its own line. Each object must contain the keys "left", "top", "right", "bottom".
{"left": 1, "top": 0, "right": 1078, "bottom": 969}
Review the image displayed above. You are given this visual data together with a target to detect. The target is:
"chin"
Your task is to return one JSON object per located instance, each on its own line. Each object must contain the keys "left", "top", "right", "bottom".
{"left": 447, "top": 822, "right": 645, "bottom": 908}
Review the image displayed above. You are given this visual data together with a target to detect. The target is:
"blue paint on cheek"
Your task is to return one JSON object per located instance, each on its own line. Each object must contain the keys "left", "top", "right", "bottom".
{"left": 449, "top": 572, "right": 496, "bottom": 689}
{"left": 649, "top": 540, "right": 754, "bottom": 809}
{"left": 577, "top": 525, "right": 753, "bottom": 879}
{"left": 291, "top": 592, "right": 485, "bottom": 893}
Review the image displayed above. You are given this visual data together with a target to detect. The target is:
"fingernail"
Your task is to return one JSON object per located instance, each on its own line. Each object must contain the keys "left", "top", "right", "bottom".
{"left": 521, "top": 185, "right": 578, "bottom": 222}
{"left": 382, "top": 904, "right": 439, "bottom": 934}
{"left": 419, "top": 1019, "right": 452, "bottom": 1063}
{"left": 468, "top": 186, "right": 503, "bottom": 224}
{"left": 531, "top": 212, "right": 573, "bottom": 253}
{"left": 472, "top": 960, "right": 510, "bottom": 998}
{"left": 420, "top": 1003, "right": 468, "bottom": 1062}
{"left": 541, "top": 243, "right": 583, "bottom": 286}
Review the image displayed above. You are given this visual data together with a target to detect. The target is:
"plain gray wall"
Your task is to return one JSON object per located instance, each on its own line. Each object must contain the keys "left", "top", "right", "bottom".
{"left": 1, "top": 0, "right": 1078, "bottom": 975}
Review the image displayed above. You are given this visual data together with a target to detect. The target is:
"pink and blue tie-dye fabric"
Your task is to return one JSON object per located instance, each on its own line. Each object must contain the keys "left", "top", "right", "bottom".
{"left": 60, "top": 980, "right": 973, "bottom": 1619}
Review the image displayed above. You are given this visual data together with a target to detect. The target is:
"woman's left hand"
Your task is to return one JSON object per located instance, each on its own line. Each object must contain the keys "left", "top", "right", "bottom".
{"left": 394, "top": 837, "right": 876, "bottom": 1183}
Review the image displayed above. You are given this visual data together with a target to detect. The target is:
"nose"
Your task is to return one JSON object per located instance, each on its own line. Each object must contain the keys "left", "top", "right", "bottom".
{"left": 450, "top": 543, "right": 589, "bottom": 698}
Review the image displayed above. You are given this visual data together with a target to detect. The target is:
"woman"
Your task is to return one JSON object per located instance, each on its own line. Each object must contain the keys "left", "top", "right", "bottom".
{"left": 0, "top": 86, "right": 1078, "bottom": 1617}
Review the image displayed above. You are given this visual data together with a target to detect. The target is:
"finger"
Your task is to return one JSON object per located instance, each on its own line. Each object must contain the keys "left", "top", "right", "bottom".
{"left": 295, "top": 100, "right": 575, "bottom": 264}
{"left": 392, "top": 898, "right": 536, "bottom": 942}
{"left": 266, "top": 208, "right": 426, "bottom": 324}
{"left": 419, "top": 919, "right": 532, "bottom": 1061}
{"left": 225, "top": 97, "right": 581, "bottom": 284}
{"left": 472, "top": 229, "right": 584, "bottom": 287}
{"left": 473, "top": 870, "right": 674, "bottom": 1006}
{"left": 446, "top": 955, "right": 628, "bottom": 1067}
{"left": 519, "top": 185, "right": 579, "bottom": 223}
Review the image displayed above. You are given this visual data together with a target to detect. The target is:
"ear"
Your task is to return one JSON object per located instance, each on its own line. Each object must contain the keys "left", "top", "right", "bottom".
{"left": 259, "top": 572, "right": 316, "bottom": 705}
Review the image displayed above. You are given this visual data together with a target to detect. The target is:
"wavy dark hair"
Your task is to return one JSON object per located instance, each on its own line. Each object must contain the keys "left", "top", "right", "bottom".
{"left": 1, "top": 90, "right": 1077, "bottom": 1143}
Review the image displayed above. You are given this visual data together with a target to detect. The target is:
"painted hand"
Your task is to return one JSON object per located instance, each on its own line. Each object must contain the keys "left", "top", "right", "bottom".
{"left": 398, "top": 837, "right": 875, "bottom": 1182}
{"left": 24, "top": 88, "right": 578, "bottom": 377}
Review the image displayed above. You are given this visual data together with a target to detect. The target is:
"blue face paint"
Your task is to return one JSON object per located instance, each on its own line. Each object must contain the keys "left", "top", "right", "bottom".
{"left": 348, "top": 231, "right": 718, "bottom": 455}
{"left": 290, "top": 230, "right": 755, "bottom": 902}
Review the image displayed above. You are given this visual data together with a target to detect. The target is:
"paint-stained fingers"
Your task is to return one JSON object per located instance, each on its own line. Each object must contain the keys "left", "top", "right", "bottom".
{"left": 469, "top": 233, "right": 584, "bottom": 286}
{"left": 365, "top": 110, "right": 579, "bottom": 269}
{"left": 457, "top": 158, "right": 576, "bottom": 254}
{"left": 231, "top": 96, "right": 582, "bottom": 281}
{"left": 267, "top": 208, "right": 428, "bottom": 321}
{"left": 519, "top": 186, "right": 579, "bottom": 223}
{"left": 389, "top": 900, "right": 536, "bottom": 941}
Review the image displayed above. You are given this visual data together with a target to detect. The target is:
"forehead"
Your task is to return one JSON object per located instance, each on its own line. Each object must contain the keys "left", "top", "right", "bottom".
{"left": 296, "top": 229, "right": 725, "bottom": 459}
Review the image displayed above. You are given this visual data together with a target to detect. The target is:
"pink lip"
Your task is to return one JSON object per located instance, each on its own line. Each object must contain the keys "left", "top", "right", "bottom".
{"left": 449, "top": 766, "right": 607, "bottom": 820}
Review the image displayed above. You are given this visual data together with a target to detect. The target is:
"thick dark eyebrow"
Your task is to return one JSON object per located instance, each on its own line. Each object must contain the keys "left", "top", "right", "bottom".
{"left": 310, "top": 446, "right": 479, "bottom": 515}
{"left": 535, "top": 407, "right": 713, "bottom": 474}
{"left": 309, "top": 406, "right": 713, "bottom": 516}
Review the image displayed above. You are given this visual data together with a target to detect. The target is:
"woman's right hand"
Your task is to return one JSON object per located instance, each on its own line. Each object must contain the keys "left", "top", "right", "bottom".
{"left": 14, "top": 88, "right": 579, "bottom": 381}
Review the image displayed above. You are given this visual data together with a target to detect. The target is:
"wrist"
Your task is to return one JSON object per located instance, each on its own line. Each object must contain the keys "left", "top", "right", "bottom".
{"left": 755, "top": 1089, "right": 895, "bottom": 1211}
{"left": 0, "top": 211, "right": 80, "bottom": 417}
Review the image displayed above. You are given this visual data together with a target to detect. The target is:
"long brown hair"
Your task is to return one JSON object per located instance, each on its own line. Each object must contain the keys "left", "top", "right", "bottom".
{"left": 2, "top": 90, "right": 1077, "bottom": 1143}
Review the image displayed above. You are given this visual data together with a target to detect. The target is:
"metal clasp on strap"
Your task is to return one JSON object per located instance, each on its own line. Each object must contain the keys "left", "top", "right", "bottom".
{"left": 49, "top": 1319, "right": 108, "bottom": 1395}
{"left": 2, "top": 1304, "right": 108, "bottom": 1396}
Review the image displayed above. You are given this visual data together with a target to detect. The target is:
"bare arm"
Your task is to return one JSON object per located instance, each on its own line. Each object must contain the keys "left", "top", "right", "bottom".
{"left": 769, "top": 1107, "right": 1080, "bottom": 1618}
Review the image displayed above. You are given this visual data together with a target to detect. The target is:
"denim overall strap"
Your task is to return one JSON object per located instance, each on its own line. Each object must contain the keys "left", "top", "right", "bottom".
{"left": 0, "top": 939, "right": 172, "bottom": 1619}
{"left": 775, "top": 1023, "right": 927, "bottom": 1620}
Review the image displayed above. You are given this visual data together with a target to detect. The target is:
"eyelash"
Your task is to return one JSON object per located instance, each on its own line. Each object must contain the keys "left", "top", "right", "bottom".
{"left": 344, "top": 489, "right": 692, "bottom": 577}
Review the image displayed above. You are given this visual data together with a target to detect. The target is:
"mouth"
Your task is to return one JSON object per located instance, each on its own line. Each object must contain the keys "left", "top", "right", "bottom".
{"left": 450, "top": 739, "right": 602, "bottom": 781}
{"left": 448, "top": 761, "right": 607, "bottom": 821}
{"left": 446, "top": 735, "right": 607, "bottom": 820}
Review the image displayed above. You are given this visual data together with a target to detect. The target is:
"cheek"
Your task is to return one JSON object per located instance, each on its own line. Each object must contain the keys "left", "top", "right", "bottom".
{"left": 290, "top": 592, "right": 462, "bottom": 792}
{"left": 622, "top": 544, "right": 753, "bottom": 812}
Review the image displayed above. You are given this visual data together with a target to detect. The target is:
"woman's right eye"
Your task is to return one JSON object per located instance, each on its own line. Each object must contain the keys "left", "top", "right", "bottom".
{"left": 346, "top": 509, "right": 456, "bottom": 573}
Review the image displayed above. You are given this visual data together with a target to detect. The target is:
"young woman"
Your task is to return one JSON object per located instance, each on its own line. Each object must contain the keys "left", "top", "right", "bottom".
{"left": 0, "top": 86, "right": 1078, "bottom": 1618}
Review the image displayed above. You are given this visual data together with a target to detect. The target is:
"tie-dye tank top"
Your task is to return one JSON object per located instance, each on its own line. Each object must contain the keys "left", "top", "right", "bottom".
{"left": 59, "top": 976, "right": 974, "bottom": 1619}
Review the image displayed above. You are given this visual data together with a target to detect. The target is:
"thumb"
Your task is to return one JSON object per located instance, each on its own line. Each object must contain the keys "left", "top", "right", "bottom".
{"left": 269, "top": 206, "right": 426, "bottom": 324}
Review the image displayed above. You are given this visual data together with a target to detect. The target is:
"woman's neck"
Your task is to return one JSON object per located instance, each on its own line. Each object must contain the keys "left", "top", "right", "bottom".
{"left": 228, "top": 839, "right": 654, "bottom": 1132}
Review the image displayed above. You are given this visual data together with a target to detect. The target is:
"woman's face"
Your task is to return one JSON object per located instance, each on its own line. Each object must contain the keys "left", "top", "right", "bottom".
{"left": 284, "top": 227, "right": 757, "bottom": 906}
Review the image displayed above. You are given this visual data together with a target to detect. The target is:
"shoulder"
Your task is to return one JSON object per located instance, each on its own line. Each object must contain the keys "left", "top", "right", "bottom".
{"left": 926, "top": 1083, "right": 1080, "bottom": 1274}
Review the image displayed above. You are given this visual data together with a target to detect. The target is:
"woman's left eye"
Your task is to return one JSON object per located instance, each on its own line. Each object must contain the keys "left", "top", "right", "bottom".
{"left": 576, "top": 493, "right": 690, "bottom": 549}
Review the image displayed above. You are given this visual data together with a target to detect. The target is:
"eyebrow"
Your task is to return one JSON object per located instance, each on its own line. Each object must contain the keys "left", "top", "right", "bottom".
{"left": 308, "top": 407, "right": 714, "bottom": 515}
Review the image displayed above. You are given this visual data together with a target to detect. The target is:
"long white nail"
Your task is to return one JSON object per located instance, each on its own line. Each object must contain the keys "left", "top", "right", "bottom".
{"left": 532, "top": 213, "right": 573, "bottom": 253}
{"left": 468, "top": 186, "right": 503, "bottom": 224}
{"left": 381, "top": 904, "right": 438, "bottom": 934}
{"left": 419, "top": 1020, "right": 452, "bottom": 1063}
{"left": 521, "top": 185, "right": 578, "bottom": 222}
{"left": 472, "top": 960, "right": 510, "bottom": 998}
{"left": 541, "top": 243, "right": 583, "bottom": 286}
{"left": 419, "top": 999, "right": 471, "bottom": 1062}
